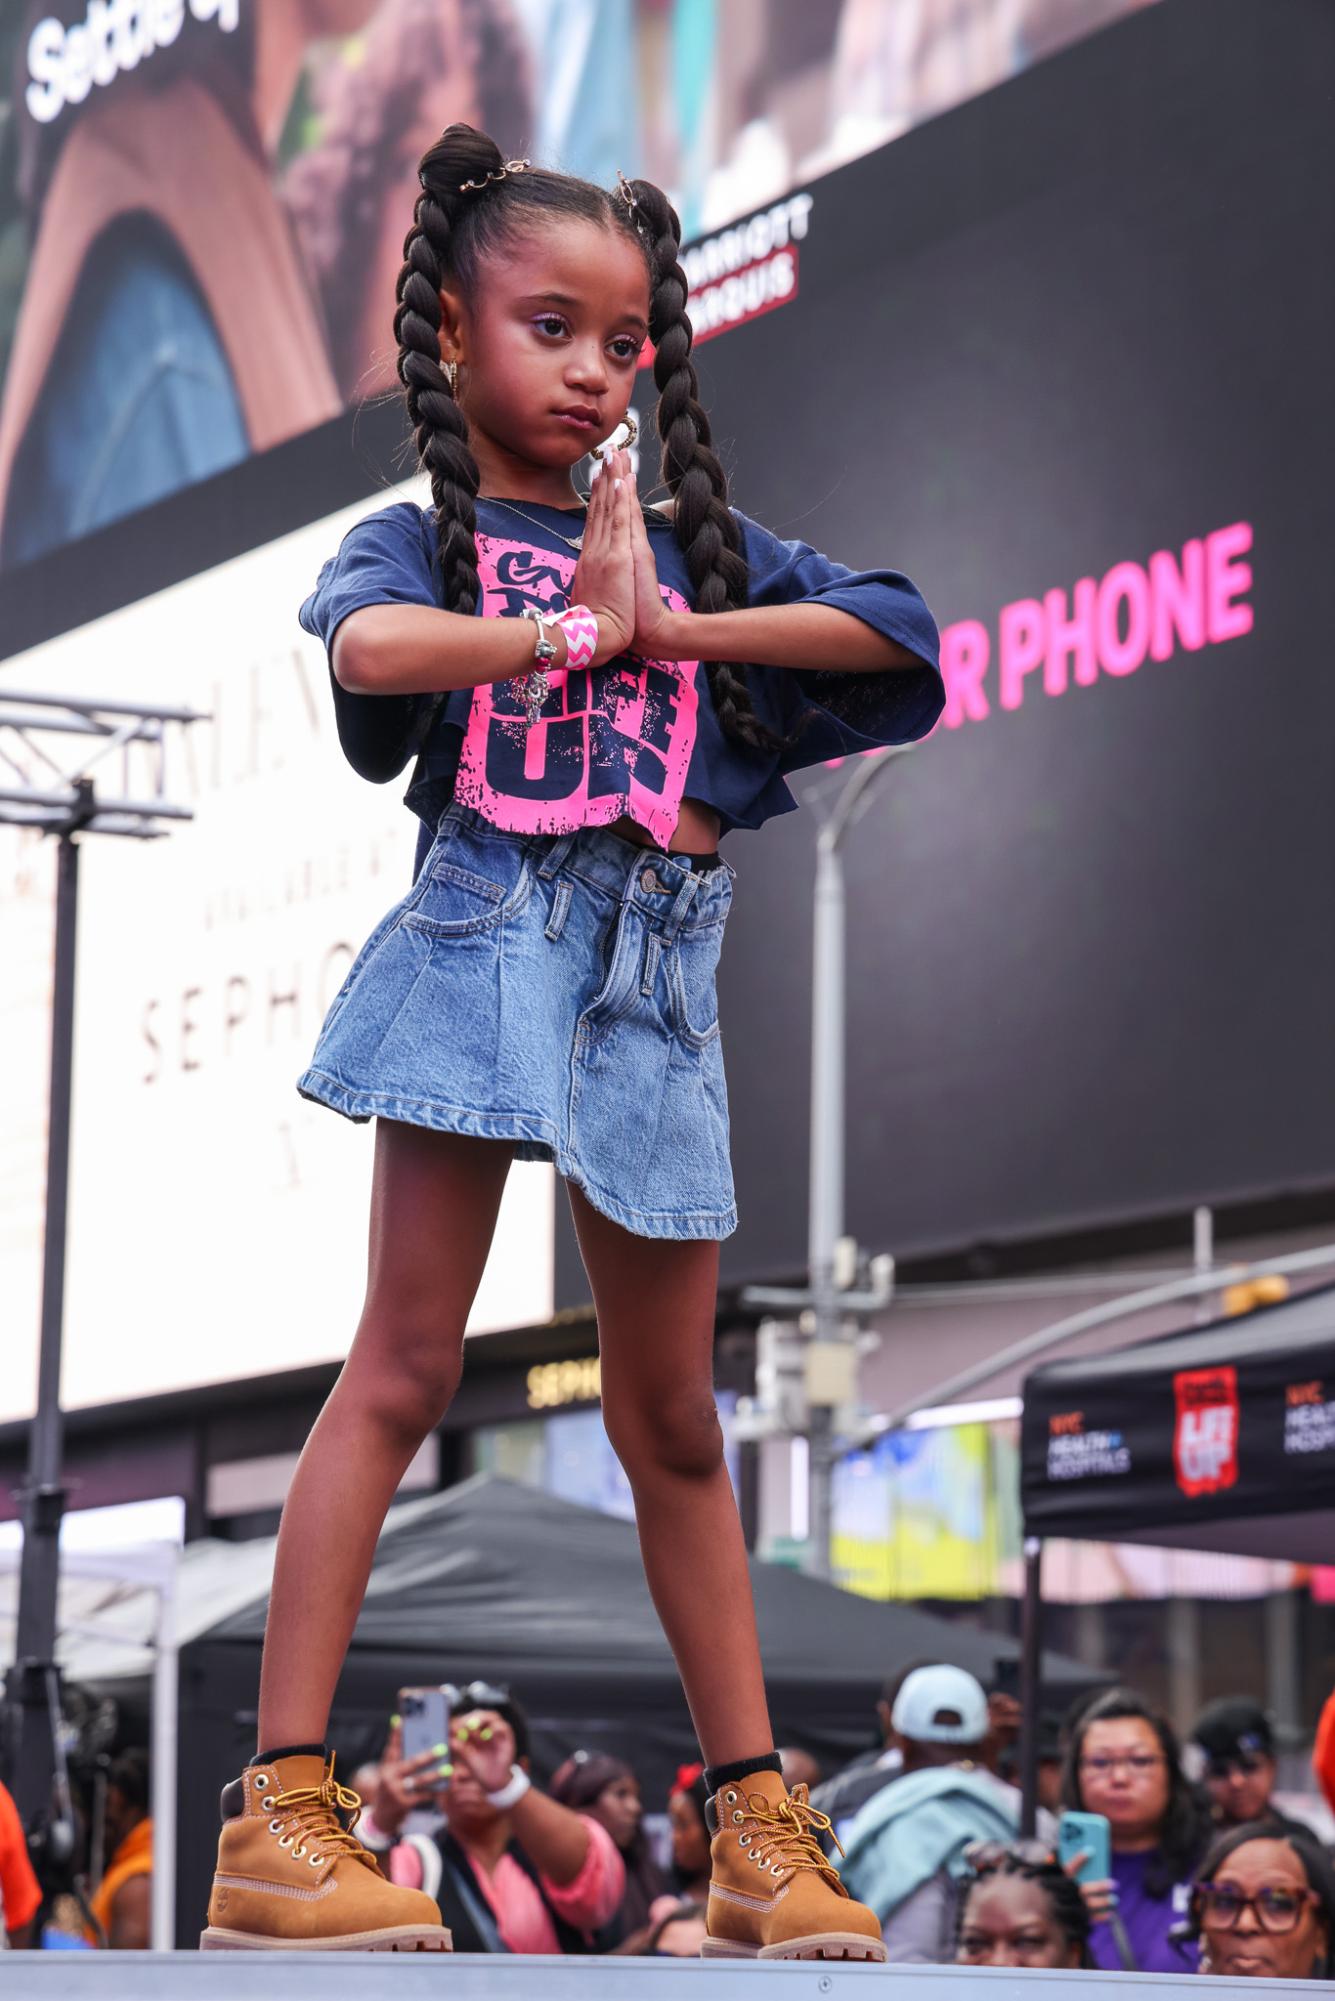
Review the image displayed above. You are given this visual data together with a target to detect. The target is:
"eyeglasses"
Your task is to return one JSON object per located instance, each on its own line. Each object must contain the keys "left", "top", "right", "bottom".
{"left": 1194, "top": 1883, "right": 1317, "bottom": 1935}
{"left": 964, "top": 1839, "right": 1057, "bottom": 1875}
{"left": 1079, "top": 1753, "right": 1165, "bottom": 1777}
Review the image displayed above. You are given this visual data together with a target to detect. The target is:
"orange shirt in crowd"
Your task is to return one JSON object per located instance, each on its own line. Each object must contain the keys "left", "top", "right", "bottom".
{"left": 85, "top": 1818, "right": 153, "bottom": 1947}
{"left": 0, "top": 1781, "right": 42, "bottom": 1939}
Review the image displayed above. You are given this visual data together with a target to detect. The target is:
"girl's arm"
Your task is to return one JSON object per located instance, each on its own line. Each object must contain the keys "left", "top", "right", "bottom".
{"left": 628, "top": 494, "right": 933, "bottom": 677}
{"left": 504, "top": 1786, "right": 593, "bottom": 1889}
{"left": 335, "top": 595, "right": 916, "bottom": 695}
{"left": 649, "top": 601, "right": 922, "bottom": 674}
{"left": 332, "top": 602, "right": 567, "bottom": 697}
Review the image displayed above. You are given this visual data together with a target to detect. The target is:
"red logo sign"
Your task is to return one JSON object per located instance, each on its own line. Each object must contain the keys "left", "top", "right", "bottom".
{"left": 1173, "top": 1367, "right": 1240, "bottom": 1497}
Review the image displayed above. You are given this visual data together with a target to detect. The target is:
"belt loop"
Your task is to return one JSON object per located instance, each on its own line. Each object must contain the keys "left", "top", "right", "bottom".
{"left": 544, "top": 877, "right": 573, "bottom": 942}
{"left": 538, "top": 832, "right": 576, "bottom": 880}
{"left": 661, "top": 872, "right": 699, "bottom": 943}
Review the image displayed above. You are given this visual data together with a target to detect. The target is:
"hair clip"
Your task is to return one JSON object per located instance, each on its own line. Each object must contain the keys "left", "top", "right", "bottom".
{"left": 615, "top": 168, "right": 640, "bottom": 217}
{"left": 458, "top": 157, "right": 531, "bottom": 193}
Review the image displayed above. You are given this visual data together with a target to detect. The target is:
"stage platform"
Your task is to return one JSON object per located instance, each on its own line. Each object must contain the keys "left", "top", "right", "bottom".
{"left": 2, "top": 1954, "right": 1293, "bottom": 1998}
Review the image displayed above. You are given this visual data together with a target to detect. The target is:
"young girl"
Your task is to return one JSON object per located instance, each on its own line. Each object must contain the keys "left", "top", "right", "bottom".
{"left": 202, "top": 123, "right": 941, "bottom": 1960}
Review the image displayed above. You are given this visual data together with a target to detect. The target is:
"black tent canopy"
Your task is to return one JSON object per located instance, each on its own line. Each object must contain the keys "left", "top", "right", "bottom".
{"left": 167, "top": 1474, "right": 1101, "bottom": 1943}
{"left": 1015, "top": 1282, "right": 1335, "bottom": 1828}
{"left": 1021, "top": 1281, "right": 1335, "bottom": 1560}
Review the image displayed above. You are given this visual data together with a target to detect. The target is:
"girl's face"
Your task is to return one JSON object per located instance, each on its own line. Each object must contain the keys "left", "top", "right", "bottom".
{"left": 957, "top": 1877, "right": 1080, "bottom": 1970}
{"left": 442, "top": 217, "right": 651, "bottom": 477}
{"left": 593, "top": 1775, "right": 643, "bottom": 1850}
{"left": 1078, "top": 1717, "right": 1171, "bottom": 1847}
{"left": 668, "top": 1789, "right": 710, "bottom": 1878}
{"left": 1198, "top": 1839, "right": 1327, "bottom": 1981}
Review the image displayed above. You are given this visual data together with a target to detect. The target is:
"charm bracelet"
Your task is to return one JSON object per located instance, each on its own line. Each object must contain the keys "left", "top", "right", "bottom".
{"left": 517, "top": 605, "right": 557, "bottom": 727}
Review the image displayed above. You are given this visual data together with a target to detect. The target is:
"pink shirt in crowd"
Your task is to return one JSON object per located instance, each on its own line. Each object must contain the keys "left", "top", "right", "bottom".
{"left": 387, "top": 1813, "right": 624, "bottom": 1954}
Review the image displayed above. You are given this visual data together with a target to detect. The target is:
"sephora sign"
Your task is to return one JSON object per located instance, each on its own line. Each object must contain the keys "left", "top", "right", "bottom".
{"left": 0, "top": 477, "right": 554, "bottom": 1424}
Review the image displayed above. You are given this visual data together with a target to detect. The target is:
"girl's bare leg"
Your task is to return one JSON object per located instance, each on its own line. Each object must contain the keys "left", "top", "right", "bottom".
{"left": 565, "top": 1183, "right": 772, "bottom": 1768}
{"left": 256, "top": 1121, "right": 514, "bottom": 1750}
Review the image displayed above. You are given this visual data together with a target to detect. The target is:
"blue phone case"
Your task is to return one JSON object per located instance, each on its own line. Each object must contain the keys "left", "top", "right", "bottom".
{"left": 1058, "top": 1810, "right": 1111, "bottom": 1883}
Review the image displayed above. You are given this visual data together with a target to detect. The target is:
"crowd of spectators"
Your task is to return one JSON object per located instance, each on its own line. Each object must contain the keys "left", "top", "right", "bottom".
{"left": 1, "top": 1747, "right": 153, "bottom": 1952}
{"left": 3, "top": 1675, "right": 1335, "bottom": 1972}
{"left": 329, "top": 1669, "right": 1335, "bottom": 1974}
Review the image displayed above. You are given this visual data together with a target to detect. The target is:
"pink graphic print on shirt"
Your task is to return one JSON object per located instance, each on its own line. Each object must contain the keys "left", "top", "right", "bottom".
{"left": 452, "top": 533, "right": 699, "bottom": 845}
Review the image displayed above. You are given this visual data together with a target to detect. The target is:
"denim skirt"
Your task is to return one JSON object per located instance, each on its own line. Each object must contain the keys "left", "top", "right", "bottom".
{"left": 297, "top": 802, "right": 737, "bottom": 1239}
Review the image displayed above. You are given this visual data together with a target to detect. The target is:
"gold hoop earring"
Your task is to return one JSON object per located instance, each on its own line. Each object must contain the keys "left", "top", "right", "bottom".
{"left": 590, "top": 413, "right": 637, "bottom": 460}
{"left": 444, "top": 360, "right": 459, "bottom": 395}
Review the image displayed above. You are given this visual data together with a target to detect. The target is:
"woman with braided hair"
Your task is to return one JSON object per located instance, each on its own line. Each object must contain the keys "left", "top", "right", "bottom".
{"left": 203, "top": 123, "right": 940, "bottom": 1958}
{"left": 956, "top": 1842, "right": 1094, "bottom": 1971}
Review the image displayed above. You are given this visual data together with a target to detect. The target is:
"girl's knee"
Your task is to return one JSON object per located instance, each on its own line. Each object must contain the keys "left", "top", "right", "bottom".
{"left": 606, "top": 1385, "right": 724, "bottom": 1482}
{"left": 353, "top": 1315, "right": 465, "bottom": 1436}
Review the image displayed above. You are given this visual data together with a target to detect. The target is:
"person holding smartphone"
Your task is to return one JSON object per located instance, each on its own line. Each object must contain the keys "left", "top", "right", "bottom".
{"left": 356, "top": 1685, "right": 624, "bottom": 1953}
{"left": 1060, "top": 1688, "right": 1208, "bottom": 1974}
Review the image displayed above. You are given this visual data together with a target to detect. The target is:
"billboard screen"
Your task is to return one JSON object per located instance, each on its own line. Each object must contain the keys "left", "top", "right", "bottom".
{"left": 0, "top": 0, "right": 1154, "bottom": 576}
{"left": 4, "top": 0, "right": 1325, "bottom": 1393}
{"left": 699, "top": 0, "right": 1335, "bottom": 1281}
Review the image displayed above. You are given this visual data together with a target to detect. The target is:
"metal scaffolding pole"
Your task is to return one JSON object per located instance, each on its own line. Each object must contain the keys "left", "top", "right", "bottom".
{"left": 9, "top": 798, "right": 85, "bottom": 1835}
{"left": 1, "top": 691, "right": 206, "bottom": 1884}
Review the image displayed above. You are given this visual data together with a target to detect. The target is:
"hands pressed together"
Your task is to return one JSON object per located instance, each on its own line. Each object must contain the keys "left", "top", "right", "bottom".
{"left": 568, "top": 447, "right": 673, "bottom": 667}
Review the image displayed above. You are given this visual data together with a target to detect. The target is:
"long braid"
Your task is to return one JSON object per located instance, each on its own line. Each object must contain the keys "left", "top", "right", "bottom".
{"left": 392, "top": 174, "right": 484, "bottom": 617}
{"left": 627, "top": 179, "right": 784, "bottom": 756}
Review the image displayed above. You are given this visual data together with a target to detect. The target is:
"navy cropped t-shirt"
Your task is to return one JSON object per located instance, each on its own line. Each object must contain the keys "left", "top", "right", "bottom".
{"left": 298, "top": 496, "right": 942, "bottom": 877}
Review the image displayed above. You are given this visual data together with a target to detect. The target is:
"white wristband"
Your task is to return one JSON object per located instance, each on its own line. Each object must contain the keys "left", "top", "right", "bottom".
{"left": 485, "top": 1765, "right": 532, "bottom": 1810}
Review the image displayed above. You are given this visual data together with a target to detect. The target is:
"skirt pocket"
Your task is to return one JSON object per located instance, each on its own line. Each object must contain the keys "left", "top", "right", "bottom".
{"left": 667, "top": 917, "right": 726, "bottom": 1049}
{"left": 403, "top": 848, "right": 533, "bottom": 939}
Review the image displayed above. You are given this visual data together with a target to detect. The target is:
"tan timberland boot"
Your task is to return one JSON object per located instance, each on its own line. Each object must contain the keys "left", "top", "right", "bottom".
{"left": 200, "top": 1752, "right": 451, "bottom": 1951}
{"left": 700, "top": 1770, "right": 885, "bottom": 1961}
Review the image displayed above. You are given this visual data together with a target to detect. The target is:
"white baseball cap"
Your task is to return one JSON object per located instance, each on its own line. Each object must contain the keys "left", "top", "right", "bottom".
{"left": 891, "top": 1664, "right": 990, "bottom": 1745}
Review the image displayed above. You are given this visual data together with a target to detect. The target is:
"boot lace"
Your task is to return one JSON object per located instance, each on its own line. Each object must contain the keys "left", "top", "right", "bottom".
{"left": 740, "top": 1784, "right": 846, "bottom": 1892}
{"left": 267, "top": 1756, "right": 379, "bottom": 1872}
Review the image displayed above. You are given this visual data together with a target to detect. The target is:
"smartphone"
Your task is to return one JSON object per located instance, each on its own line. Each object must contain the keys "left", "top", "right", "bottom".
{"left": 398, "top": 1685, "right": 455, "bottom": 1768}
{"left": 992, "top": 1656, "right": 1021, "bottom": 1701}
{"left": 1058, "top": 1809, "right": 1111, "bottom": 1883}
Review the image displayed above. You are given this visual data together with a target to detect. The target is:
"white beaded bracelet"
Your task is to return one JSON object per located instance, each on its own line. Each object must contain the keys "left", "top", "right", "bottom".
{"left": 485, "top": 1765, "right": 532, "bottom": 1810}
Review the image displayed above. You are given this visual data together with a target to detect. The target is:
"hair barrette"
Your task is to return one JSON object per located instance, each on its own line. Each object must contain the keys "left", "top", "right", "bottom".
{"left": 615, "top": 168, "right": 640, "bottom": 216}
{"left": 458, "top": 157, "right": 531, "bottom": 193}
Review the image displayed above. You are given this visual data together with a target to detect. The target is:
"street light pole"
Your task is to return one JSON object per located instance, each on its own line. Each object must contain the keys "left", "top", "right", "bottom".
{"left": 743, "top": 746, "right": 912, "bottom": 1578}
{"left": 805, "top": 747, "right": 913, "bottom": 1576}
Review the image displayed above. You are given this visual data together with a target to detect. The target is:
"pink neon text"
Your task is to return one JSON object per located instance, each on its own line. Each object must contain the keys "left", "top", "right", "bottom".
{"left": 939, "top": 522, "right": 1254, "bottom": 730}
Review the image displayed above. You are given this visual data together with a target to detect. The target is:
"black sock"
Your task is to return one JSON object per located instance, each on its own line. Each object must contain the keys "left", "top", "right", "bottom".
{"left": 704, "top": 1752, "right": 782, "bottom": 1793}
{"left": 253, "top": 1742, "right": 326, "bottom": 1767}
